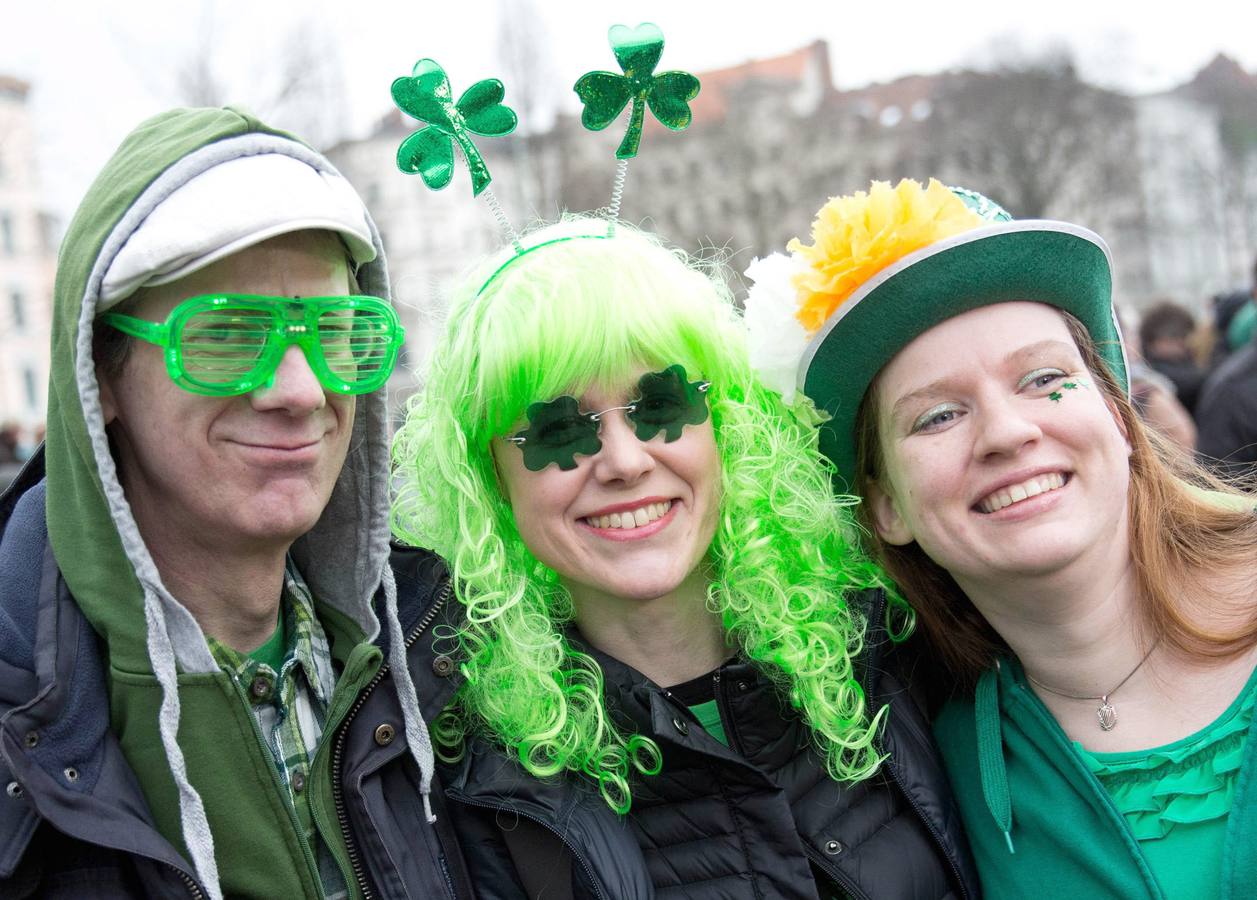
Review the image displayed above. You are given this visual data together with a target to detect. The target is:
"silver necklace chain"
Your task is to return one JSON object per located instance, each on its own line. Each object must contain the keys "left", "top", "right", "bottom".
{"left": 1026, "top": 639, "right": 1161, "bottom": 731}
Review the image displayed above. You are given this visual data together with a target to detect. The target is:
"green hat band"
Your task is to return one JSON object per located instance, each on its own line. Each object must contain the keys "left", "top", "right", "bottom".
{"left": 800, "top": 220, "right": 1125, "bottom": 487}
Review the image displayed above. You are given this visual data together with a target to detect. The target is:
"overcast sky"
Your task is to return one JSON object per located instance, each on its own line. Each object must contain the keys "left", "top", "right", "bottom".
{"left": 7, "top": 0, "right": 1257, "bottom": 219}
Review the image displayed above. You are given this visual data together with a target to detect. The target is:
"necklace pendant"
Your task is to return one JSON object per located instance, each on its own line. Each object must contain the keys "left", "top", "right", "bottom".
{"left": 1097, "top": 699, "right": 1117, "bottom": 731}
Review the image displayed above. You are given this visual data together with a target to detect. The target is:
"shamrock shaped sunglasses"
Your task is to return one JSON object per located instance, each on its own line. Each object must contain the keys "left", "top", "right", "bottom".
{"left": 507, "top": 364, "right": 711, "bottom": 471}
{"left": 101, "top": 294, "right": 405, "bottom": 396}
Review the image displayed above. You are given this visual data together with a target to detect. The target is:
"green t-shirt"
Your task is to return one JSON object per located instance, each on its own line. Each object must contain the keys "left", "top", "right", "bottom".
{"left": 247, "top": 608, "right": 287, "bottom": 672}
{"left": 936, "top": 656, "right": 1257, "bottom": 900}
{"left": 1076, "top": 664, "right": 1257, "bottom": 899}
{"left": 666, "top": 665, "right": 732, "bottom": 748}
{"left": 687, "top": 699, "right": 729, "bottom": 747}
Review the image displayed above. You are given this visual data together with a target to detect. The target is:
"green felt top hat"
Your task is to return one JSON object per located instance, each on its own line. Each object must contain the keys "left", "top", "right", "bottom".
{"left": 744, "top": 179, "right": 1127, "bottom": 490}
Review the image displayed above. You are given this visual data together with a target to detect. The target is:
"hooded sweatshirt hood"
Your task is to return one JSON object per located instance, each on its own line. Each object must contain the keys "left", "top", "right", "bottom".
{"left": 48, "top": 107, "right": 392, "bottom": 672}
{"left": 44, "top": 107, "right": 426, "bottom": 899}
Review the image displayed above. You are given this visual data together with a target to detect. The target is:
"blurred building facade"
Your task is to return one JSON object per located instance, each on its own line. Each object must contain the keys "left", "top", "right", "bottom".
{"left": 329, "top": 44, "right": 1257, "bottom": 395}
{"left": 327, "top": 114, "right": 504, "bottom": 422}
{"left": 1134, "top": 56, "right": 1257, "bottom": 304}
{"left": 0, "top": 76, "right": 56, "bottom": 432}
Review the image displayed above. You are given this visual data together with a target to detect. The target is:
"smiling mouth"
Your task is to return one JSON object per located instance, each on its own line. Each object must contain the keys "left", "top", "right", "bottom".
{"left": 581, "top": 500, "right": 673, "bottom": 530}
{"left": 976, "top": 472, "right": 1068, "bottom": 514}
{"left": 231, "top": 437, "right": 323, "bottom": 451}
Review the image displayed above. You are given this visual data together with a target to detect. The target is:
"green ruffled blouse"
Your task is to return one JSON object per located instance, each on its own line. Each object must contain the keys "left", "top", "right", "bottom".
{"left": 1075, "top": 665, "right": 1257, "bottom": 899}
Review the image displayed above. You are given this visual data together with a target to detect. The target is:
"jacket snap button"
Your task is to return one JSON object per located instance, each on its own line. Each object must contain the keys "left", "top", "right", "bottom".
{"left": 291, "top": 769, "right": 306, "bottom": 793}
{"left": 374, "top": 723, "right": 397, "bottom": 746}
{"left": 63, "top": 767, "right": 79, "bottom": 783}
{"left": 432, "top": 654, "right": 454, "bottom": 677}
{"left": 6, "top": 782, "right": 22, "bottom": 798}
{"left": 671, "top": 716, "right": 689, "bottom": 736}
{"left": 250, "top": 676, "right": 271, "bottom": 699}
{"left": 823, "top": 840, "right": 845, "bottom": 856}
{"left": 737, "top": 681, "right": 750, "bottom": 692}
{"left": 23, "top": 731, "right": 38, "bottom": 749}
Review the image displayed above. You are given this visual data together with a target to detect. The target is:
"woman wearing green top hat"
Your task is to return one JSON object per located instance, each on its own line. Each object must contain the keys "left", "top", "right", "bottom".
{"left": 745, "top": 178, "right": 1257, "bottom": 899}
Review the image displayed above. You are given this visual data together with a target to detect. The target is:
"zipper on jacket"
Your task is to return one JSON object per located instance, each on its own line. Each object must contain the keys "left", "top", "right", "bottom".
{"left": 707, "top": 675, "right": 808, "bottom": 900}
{"left": 331, "top": 578, "right": 452, "bottom": 900}
{"left": 711, "top": 670, "right": 746, "bottom": 755}
{"left": 166, "top": 861, "right": 206, "bottom": 899}
{"left": 437, "top": 852, "right": 457, "bottom": 898}
{"left": 881, "top": 756, "right": 971, "bottom": 900}
{"left": 862, "top": 589, "right": 972, "bottom": 900}
{"left": 714, "top": 656, "right": 962, "bottom": 900}
{"left": 444, "top": 791, "right": 608, "bottom": 900}
{"left": 603, "top": 679, "right": 863, "bottom": 900}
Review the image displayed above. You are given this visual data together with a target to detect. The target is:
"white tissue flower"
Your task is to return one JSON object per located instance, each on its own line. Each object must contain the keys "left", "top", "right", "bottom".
{"left": 743, "top": 253, "right": 811, "bottom": 404}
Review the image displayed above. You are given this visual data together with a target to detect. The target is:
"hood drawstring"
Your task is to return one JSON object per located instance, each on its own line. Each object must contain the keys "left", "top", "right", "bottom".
{"left": 976, "top": 663, "right": 1015, "bottom": 855}
{"left": 380, "top": 565, "right": 439, "bottom": 823}
{"left": 84, "top": 323, "right": 224, "bottom": 900}
{"left": 143, "top": 589, "right": 224, "bottom": 900}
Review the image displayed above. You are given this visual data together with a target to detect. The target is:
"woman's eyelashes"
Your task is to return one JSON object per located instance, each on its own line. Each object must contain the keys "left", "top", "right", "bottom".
{"left": 1017, "top": 367, "right": 1069, "bottom": 393}
{"left": 910, "top": 403, "right": 965, "bottom": 435}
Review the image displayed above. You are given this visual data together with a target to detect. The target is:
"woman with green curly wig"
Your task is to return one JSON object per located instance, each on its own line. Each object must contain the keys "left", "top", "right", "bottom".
{"left": 392, "top": 216, "right": 977, "bottom": 900}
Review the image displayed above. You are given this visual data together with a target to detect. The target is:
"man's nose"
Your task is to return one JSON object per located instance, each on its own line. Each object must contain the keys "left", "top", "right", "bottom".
{"left": 250, "top": 345, "right": 327, "bottom": 413}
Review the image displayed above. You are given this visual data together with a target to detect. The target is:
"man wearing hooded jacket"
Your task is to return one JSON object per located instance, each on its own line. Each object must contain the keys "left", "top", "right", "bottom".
{"left": 0, "top": 108, "right": 470, "bottom": 898}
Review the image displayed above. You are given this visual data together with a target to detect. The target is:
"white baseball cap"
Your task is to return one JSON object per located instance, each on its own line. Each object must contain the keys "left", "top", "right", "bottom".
{"left": 100, "top": 153, "right": 377, "bottom": 308}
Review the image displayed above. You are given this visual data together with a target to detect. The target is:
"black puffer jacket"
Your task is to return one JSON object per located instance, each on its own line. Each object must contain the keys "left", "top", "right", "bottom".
{"left": 440, "top": 591, "right": 979, "bottom": 900}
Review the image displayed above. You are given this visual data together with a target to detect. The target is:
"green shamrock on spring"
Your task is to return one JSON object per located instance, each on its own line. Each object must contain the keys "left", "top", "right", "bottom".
{"left": 391, "top": 59, "right": 517, "bottom": 196}
{"left": 574, "top": 23, "right": 701, "bottom": 159}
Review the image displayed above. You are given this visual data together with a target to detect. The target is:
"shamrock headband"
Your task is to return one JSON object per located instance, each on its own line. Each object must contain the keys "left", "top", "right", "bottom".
{"left": 744, "top": 178, "right": 1126, "bottom": 488}
{"left": 390, "top": 23, "right": 700, "bottom": 286}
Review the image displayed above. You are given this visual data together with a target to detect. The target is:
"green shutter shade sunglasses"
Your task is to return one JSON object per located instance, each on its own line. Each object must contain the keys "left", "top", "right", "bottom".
{"left": 102, "top": 294, "right": 405, "bottom": 396}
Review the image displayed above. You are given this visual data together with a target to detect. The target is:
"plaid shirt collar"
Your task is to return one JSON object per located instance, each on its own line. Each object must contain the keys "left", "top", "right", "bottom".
{"left": 203, "top": 559, "right": 347, "bottom": 899}
{"left": 205, "top": 558, "right": 337, "bottom": 708}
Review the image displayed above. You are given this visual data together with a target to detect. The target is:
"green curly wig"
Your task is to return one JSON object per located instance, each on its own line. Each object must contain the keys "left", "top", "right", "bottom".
{"left": 392, "top": 217, "right": 902, "bottom": 812}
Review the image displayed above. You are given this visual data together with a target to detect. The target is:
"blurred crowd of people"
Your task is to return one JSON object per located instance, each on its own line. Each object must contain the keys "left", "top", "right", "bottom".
{"left": 1123, "top": 254, "right": 1257, "bottom": 478}
{"left": 0, "top": 420, "right": 43, "bottom": 481}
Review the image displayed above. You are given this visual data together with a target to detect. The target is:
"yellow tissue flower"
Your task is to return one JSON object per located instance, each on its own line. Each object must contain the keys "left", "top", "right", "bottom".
{"left": 788, "top": 178, "right": 985, "bottom": 335}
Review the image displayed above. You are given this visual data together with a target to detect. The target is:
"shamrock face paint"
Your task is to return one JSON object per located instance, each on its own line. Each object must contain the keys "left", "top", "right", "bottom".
{"left": 508, "top": 364, "right": 711, "bottom": 471}
{"left": 1048, "top": 380, "right": 1090, "bottom": 403}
